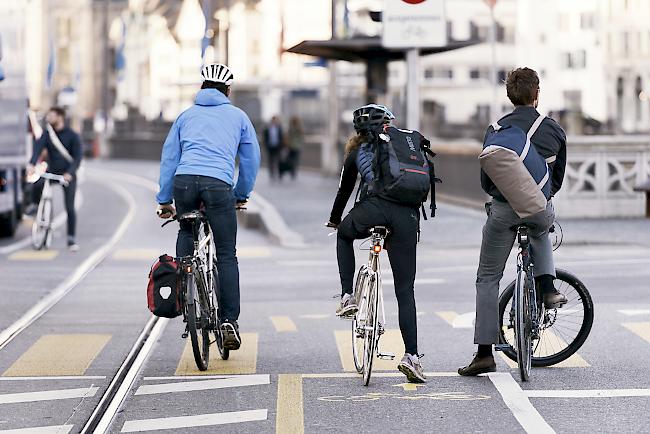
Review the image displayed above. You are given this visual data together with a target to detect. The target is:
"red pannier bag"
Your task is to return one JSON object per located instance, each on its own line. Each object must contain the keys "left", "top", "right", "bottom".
{"left": 147, "top": 254, "right": 182, "bottom": 318}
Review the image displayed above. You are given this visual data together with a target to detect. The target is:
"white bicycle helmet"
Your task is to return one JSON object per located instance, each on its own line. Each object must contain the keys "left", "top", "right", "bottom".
{"left": 201, "top": 63, "right": 234, "bottom": 85}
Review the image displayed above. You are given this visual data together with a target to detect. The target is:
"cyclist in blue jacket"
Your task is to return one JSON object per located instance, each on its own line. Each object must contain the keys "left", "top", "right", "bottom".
{"left": 156, "top": 63, "right": 261, "bottom": 351}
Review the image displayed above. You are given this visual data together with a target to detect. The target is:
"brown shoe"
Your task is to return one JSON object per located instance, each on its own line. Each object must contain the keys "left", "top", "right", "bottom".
{"left": 458, "top": 354, "right": 497, "bottom": 376}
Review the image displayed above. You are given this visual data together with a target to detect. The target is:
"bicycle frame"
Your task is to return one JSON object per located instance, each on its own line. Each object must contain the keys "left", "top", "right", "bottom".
{"left": 516, "top": 228, "right": 541, "bottom": 338}
{"left": 181, "top": 218, "right": 215, "bottom": 321}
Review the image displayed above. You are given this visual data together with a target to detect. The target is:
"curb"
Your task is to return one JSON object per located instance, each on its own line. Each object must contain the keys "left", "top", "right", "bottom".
{"left": 238, "top": 193, "right": 306, "bottom": 248}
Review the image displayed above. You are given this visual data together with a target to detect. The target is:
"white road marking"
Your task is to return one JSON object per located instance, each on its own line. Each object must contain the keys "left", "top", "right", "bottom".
{"left": 452, "top": 312, "right": 475, "bottom": 328}
{"left": 0, "top": 180, "right": 135, "bottom": 350}
{"left": 0, "top": 425, "right": 74, "bottom": 434}
{"left": 120, "top": 409, "right": 268, "bottom": 432}
{"left": 527, "top": 389, "right": 650, "bottom": 398}
{"left": 277, "top": 260, "right": 332, "bottom": 267}
{"left": 384, "top": 278, "right": 445, "bottom": 286}
{"left": 298, "top": 314, "right": 330, "bottom": 319}
{"left": 0, "top": 386, "right": 98, "bottom": 404}
{"left": 135, "top": 374, "right": 270, "bottom": 395}
{"left": 618, "top": 309, "right": 650, "bottom": 316}
{"left": 0, "top": 376, "right": 105, "bottom": 381}
{"left": 302, "top": 372, "right": 458, "bottom": 378}
{"left": 488, "top": 373, "right": 555, "bottom": 434}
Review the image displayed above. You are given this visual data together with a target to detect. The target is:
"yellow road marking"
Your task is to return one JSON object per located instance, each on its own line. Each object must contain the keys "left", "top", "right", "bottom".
{"left": 238, "top": 247, "right": 272, "bottom": 258}
{"left": 8, "top": 250, "right": 59, "bottom": 261}
{"left": 393, "top": 382, "right": 426, "bottom": 391}
{"left": 276, "top": 374, "right": 304, "bottom": 434}
{"left": 302, "top": 372, "right": 458, "bottom": 379}
{"left": 435, "top": 311, "right": 458, "bottom": 326}
{"left": 3, "top": 334, "right": 111, "bottom": 377}
{"left": 270, "top": 316, "right": 297, "bottom": 332}
{"left": 175, "top": 333, "right": 258, "bottom": 375}
{"left": 335, "top": 329, "right": 404, "bottom": 372}
{"left": 622, "top": 322, "right": 650, "bottom": 344}
{"left": 112, "top": 248, "right": 161, "bottom": 260}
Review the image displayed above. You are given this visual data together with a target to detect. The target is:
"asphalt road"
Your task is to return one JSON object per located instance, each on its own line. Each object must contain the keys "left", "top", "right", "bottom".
{"left": 1, "top": 160, "right": 650, "bottom": 433}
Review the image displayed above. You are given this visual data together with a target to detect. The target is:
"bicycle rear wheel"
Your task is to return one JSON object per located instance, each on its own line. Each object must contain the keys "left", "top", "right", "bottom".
{"left": 32, "top": 198, "right": 52, "bottom": 250}
{"left": 185, "top": 274, "right": 210, "bottom": 371}
{"left": 362, "top": 275, "right": 379, "bottom": 386}
{"left": 352, "top": 267, "right": 369, "bottom": 374}
{"left": 499, "top": 269, "right": 594, "bottom": 367}
{"left": 514, "top": 267, "right": 532, "bottom": 382}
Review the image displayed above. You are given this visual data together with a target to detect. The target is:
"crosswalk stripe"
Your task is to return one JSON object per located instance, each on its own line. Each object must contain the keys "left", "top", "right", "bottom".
{"left": 334, "top": 329, "right": 404, "bottom": 372}
{"left": 0, "top": 387, "right": 98, "bottom": 404}
{"left": 135, "top": 374, "right": 270, "bottom": 395}
{"left": 270, "top": 316, "right": 297, "bottom": 332}
{"left": 276, "top": 375, "right": 304, "bottom": 434}
{"left": 112, "top": 249, "right": 161, "bottom": 260}
{"left": 619, "top": 310, "right": 650, "bottom": 316}
{"left": 175, "top": 333, "right": 258, "bottom": 375}
{"left": 3, "top": 334, "right": 111, "bottom": 377}
{"left": 622, "top": 322, "right": 650, "bottom": 344}
{"left": 0, "top": 425, "right": 74, "bottom": 434}
{"left": 7, "top": 250, "right": 58, "bottom": 261}
{"left": 120, "top": 409, "right": 268, "bottom": 432}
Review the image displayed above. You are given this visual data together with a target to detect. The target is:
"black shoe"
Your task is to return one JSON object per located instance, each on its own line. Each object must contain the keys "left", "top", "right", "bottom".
{"left": 544, "top": 290, "right": 568, "bottom": 309}
{"left": 220, "top": 320, "right": 241, "bottom": 350}
{"left": 24, "top": 204, "right": 37, "bottom": 217}
{"left": 458, "top": 354, "right": 497, "bottom": 376}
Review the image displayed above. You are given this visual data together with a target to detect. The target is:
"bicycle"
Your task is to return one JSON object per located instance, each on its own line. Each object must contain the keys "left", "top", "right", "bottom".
{"left": 350, "top": 226, "right": 395, "bottom": 386}
{"left": 497, "top": 224, "right": 594, "bottom": 381}
{"left": 31, "top": 172, "right": 68, "bottom": 250}
{"left": 162, "top": 210, "right": 228, "bottom": 370}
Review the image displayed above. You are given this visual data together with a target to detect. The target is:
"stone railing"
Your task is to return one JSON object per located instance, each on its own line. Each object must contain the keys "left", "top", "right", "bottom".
{"left": 554, "top": 136, "right": 650, "bottom": 218}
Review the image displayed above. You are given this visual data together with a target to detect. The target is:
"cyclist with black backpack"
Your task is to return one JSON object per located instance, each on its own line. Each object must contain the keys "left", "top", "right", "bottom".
{"left": 326, "top": 104, "right": 438, "bottom": 383}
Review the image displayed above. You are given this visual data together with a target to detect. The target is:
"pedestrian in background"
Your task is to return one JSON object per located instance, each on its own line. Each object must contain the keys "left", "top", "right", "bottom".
{"left": 280, "top": 116, "right": 304, "bottom": 180}
{"left": 263, "top": 115, "right": 284, "bottom": 181}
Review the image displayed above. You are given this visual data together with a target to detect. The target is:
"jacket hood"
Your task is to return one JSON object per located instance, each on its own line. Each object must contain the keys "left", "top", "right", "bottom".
{"left": 195, "top": 89, "right": 231, "bottom": 107}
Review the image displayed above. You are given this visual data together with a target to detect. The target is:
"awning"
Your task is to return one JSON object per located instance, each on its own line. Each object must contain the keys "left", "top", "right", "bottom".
{"left": 286, "top": 36, "right": 481, "bottom": 63}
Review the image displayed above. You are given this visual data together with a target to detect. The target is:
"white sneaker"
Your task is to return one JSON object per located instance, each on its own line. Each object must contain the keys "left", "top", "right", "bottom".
{"left": 68, "top": 243, "right": 80, "bottom": 252}
{"left": 336, "top": 293, "right": 358, "bottom": 317}
{"left": 398, "top": 353, "right": 427, "bottom": 383}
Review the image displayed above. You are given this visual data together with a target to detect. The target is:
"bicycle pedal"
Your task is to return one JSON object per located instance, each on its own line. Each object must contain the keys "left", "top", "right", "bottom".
{"left": 377, "top": 353, "right": 395, "bottom": 360}
{"left": 181, "top": 332, "right": 188, "bottom": 339}
{"left": 494, "top": 344, "right": 510, "bottom": 352}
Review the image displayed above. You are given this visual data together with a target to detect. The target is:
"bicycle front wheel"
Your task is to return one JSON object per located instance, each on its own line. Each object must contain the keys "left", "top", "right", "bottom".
{"left": 185, "top": 274, "right": 210, "bottom": 371}
{"left": 362, "top": 275, "right": 379, "bottom": 386}
{"left": 499, "top": 269, "right": 594, "bottom": 367}
{"left": 352, "top": 267, "right": 369, "bottom": 374}
{"left": 32, "top": 198, "right": 52, "bottom": 250}
{"left": 514, "top": 267, "right": 532, "bottom": 382}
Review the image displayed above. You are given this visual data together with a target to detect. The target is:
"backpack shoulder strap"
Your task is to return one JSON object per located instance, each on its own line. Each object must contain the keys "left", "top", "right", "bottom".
{"left": 46, "top": 124, "right": 74, "bottom": 163}
{"left": 526, "top": 114, "right": 546, "bottom": 140}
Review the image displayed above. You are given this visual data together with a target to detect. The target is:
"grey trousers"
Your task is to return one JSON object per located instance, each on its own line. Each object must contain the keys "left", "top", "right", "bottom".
{"left": 474, "top": 200, "right": 556, "bottom": 345}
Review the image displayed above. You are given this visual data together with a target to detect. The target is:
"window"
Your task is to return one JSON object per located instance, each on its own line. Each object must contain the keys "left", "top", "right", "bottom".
{"left": 469, "top": 68, "right": 489, "bottom": 80}
{"left": 580, "top": 13, "right": 595, "bottom": 30}
{"left": 498, "top": 69, "right": 507, "bottom": 83}
{"left": 561, "top": 50, "right": 587, "bottom": 69}
{"left": 623, "top": 31, "right": 630, "bottom": 56}
{"left": 424, "top": 67, "right": 453, "bottom": 80}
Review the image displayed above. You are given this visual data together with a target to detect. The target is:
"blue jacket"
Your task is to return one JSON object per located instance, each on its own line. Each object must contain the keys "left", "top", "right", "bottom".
{"left": 157, "top": 89, "right": 261, "bottom": 203}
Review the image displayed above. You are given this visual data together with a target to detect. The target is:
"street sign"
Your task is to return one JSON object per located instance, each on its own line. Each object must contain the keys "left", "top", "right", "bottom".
{"left": 382, "top": 0, "right": 447, "bottom": 48}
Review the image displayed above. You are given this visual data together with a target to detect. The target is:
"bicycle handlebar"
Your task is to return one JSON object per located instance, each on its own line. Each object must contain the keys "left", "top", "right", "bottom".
{"left": 39, "top": 173, "right": 69, "bottom": 187}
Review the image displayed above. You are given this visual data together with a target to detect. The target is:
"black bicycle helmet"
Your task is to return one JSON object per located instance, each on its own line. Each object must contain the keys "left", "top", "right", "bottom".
{"left": 352, "top": 104, "right": 395, "bottom": 133}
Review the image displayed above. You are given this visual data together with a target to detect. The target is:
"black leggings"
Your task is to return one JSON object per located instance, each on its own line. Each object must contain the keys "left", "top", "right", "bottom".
{"left": 337, "top": 197, "right": 419, "bottom": 355}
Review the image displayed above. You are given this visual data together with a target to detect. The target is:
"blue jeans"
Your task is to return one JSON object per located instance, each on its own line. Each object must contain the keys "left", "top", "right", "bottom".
{"left": 173, "top": 175, "right": 240, "bottom": 321}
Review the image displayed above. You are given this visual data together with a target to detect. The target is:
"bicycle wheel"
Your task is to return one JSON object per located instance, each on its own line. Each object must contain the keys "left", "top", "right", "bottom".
{"left": 362, "top": 275, "right": 379, "bottom": 386}
{"left": 499, "top": 269, "right": 594, "bottom": 367}
{"left": 32, "top": 198, "right": 52, "bottom": 250}
{"left": 185, "top": 274, "right": 210, "bottom": 371}
{"left": 352, "top": 268, "right": 369, "bottom": 374}
{"left": 514, "top": 267, "right": 532, "bottom": 381}
{"left": 212, "top": 265, "right": 229, "bottom": 360}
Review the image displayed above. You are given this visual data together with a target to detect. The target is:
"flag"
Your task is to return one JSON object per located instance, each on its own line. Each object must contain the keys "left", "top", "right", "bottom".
{"left": 200, "top": 0, "right": 213, "bottom": 65}
{"left": 114, "top": 18, "right": 126, "bottom": 81}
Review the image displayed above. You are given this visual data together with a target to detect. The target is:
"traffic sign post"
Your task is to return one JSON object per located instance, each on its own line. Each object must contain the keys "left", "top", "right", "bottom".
{"left": 382, "top": 0, "right": 447, "bottom": 130}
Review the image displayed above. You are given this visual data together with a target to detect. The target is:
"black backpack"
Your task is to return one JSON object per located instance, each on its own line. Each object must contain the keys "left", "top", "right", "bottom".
{"left": 367, "top": 126, "right": 441, "bottom": 217}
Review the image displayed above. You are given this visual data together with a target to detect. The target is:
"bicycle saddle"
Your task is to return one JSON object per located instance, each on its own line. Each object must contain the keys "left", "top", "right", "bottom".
{"left": 178, "top": 210, "right": 206, "bottom": 221}
{"left": 370, "top": 226, "right": 389, "bottom": 237}
{"left": 510, "top": 223, "right": 534, "bottom": 232}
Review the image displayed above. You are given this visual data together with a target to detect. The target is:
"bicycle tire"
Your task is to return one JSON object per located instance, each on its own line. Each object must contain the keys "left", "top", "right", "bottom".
{"left": 515, "top": 268, "right": 532, "bottom": 381}
{"left": 352, "top": 268, "right": 369, "bottom": 374}
{"left": 186, "top": 274, "right": 210, "bottom": 371}
{"left": 32, "top": 198, "right": 52, "bottom": 250}
{"left": 499, "top": 269, "right": 594, "bottom": 367}
{"left": 363, "top": 275, "right": 379, "bottom": 386}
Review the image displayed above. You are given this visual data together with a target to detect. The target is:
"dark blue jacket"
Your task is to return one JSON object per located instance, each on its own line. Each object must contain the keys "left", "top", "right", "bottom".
{"left": 30, "top": 126, "right": 82, "bottom": 175}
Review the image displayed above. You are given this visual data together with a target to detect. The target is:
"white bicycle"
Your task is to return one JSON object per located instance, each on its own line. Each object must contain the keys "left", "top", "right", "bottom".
{"left": 31, "top": 172, "right": 68, "bottom": 250}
